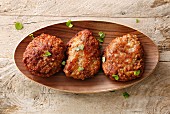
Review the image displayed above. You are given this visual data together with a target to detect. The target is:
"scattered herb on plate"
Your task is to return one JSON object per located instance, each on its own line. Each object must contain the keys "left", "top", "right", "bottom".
{"left": 123, "top": 92, "right": 130, "bottom": 99}
{"left": 29, "top": 34, "right": 34, "bottom": 39}
{"left": 136, "top": 19, "right": 140, "bottom": 23}
{"left": 112, "top": 74, "right": 119, "bottom": 80}
{"left": 75, "top": 44, "right": 84, "bottom": 51}
{"left": 62, "top": 61, "right": 66, "bottom": 65}
{"left": 102, "top": 57, "right": 105, "bottom": 63}
{"left": 66, "top": 20, "right": 73, "bottom": 28}
{"left": 15, "top": 22, "right": 23, "bottom": 30}
{"left": 78, "top": 67, "right": 84, "bottom": 71}
{"left": 43, "top": 51, "right": 51, "bottom": 57}
{"left": 98, "top": 32, "right": 105, "bottom": 43}
{"left": 134, "top": 70, "right": 140, "bottom": 76}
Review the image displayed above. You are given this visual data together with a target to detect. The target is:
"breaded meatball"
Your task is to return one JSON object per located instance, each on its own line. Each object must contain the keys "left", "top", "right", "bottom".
{"left": 102, "top": 34, "right": 144, "bottom": 81}
{"left": 64, "top": 29, "right": 100, "bottom": 80}
{"left": 23, "top": 33, "right": 65, "bottom": 77}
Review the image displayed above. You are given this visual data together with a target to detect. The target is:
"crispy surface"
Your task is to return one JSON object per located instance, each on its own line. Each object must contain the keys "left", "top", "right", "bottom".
{"left": 64, "top": 29, "right": 100, "bottom": 80}
{"left": 102, "top": 34, "right": 144, "bottom": 81}
{"left": 23, "top": 33, "right": 65, "bottom": 77}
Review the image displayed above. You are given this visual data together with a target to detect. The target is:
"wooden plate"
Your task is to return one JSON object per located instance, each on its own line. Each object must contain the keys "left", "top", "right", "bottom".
{"left": 14, "top": 21, "right": 159, "bottom": 93}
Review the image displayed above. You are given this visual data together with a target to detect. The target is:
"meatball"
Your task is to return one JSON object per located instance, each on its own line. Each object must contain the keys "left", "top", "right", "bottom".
{"left": 64, "top": 29, "right": 100, "bottom": 80}
{"left": 23, "top": 33, "right": 65, "bottom": 77}
{"left": 102, "top": 34, "right": 144, "bottom": 81}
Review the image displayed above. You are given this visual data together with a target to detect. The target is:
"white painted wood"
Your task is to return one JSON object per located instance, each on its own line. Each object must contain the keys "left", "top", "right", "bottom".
{"left": 0, "top": 0, "right": 170, "bottom": 114}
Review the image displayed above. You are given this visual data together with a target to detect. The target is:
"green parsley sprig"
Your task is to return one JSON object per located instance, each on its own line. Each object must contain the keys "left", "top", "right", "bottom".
{"left": 78, "top": 67, "right": 84, "bottom": 72}
{"left": 62, "top": 61, "right": 66, "bottom": 65}
{"left": 134, "top": 70, "right": 140, "bottom": 76}
{"left": 43, "top": 51, "right": 51, "bottom": 57}
{"left": 98, "top": 32, "right": 105, "bottom": 43}
{"left": 66, "top": 20, "right": 73, "bottom": 28}
{"left": 123, "top": 92, "right": 130, "bottom": 99}
{"left": 15, "top": 22, "right": 23, "bottom": 30}
{"left": 112, "top": 74, "right": 119, "bottom": 80}
{"left": 29, "top": 34, "right": 34, "bottom": 39}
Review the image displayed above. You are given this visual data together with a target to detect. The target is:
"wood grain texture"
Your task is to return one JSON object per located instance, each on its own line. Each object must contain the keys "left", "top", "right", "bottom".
{"left": 0, "top": 0, "right": 170, "bottom": 113}
{"left": 14, "top": 21, "right": 159, "bottom": 93}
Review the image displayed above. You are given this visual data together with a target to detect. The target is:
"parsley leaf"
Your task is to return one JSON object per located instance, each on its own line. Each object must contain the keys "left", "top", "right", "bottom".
{"left": 15, "top": 22, "right": 23, "bottom": 30}
{"left": 102, "top": 57, "right": 105, "bottom": 63}
{"left": 98, "top": 38, "right": 104, "bottom": 43}
{"left": 123, "top": 92, "right": 130, "bottom": 99}
{"left": 112, "top": 74, "right": 119, "bottom": 80}
{"left": 136, "top": 19, "right": 140, "bottom": 23}
{"left": 66, "top": 20, "right": 73, "bottom": 28}
{"left": 62, "top": 61, "right": 66, "bottom": 65}
{"left": 98, "top": 32, "right": 105, "bottom": 39}
{"left": 29, "top": 34, "right": 34, "bottom": 39}
{"left": 79, "top": 44, "right": 84, "bottom": 50}
{"left": 78, "top": 67, "right": 84, "bottom": 72}
{"left": 75, "top": 45, "right": 84, "bottom": 51}
{"left": 98, "top": 32, "right": 105, "bottom": 43}
{"left": 134, "top": 70, "right": 140, "bottom": 76}
{"left": 43, "top": 51, "right": 51, "bottom": 57}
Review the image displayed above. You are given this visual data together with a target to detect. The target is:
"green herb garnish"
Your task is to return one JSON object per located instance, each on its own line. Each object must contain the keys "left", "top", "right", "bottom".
{"left": 134, "top": 70, "right": 140, "bottom": 76}
{"left": 98, "top": 32, "right": 105, "bottom": 43}
{"left": 29, "top": 34, "right": 34, "bottom": 39}
{"left": 43, "top": 51, "right": 51, "bottom": 57}
{"left": 79, "top": 44, "right": 84, "bottom": 50}
{"left": 62, "top": 61, "right": 66, "bottom": 65}
{"left": 123, "top": 92, "right": 130, "bottom": 99}
{"left": 98, "top": 38, "right": 104, "bottom": 43}
{"left": 78, "top": 67, "right": 84, "bottom": 72}
{"left": 66, "top": 20, "right": 73, "bottom": 28}
{"left": 136, "top": 19, "right": 140, "bottom": 23}
{"left": 112, "top": 74, "right": 119, "bottom": 80}
{"left": 102, "top": 57, "right": 105, "bottom": 63}
{"left": 98, "top": 32, "right": 105, "bottom": 39}
{"left": 15, "top": 22, "right": 23, "bottom": 30}
{"left": 75, "top": 44, "right": 84, "bottom": 51}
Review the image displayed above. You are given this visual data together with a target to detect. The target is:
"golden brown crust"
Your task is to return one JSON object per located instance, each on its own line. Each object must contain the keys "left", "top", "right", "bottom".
{"left": 23, "top": 33, "right": 65, "bottom": 77}
{"left": 64, "top": 29, "right": 100, "bottom": 80}
{"left": 102, "top": 34, "right": 144, "bottom": 81}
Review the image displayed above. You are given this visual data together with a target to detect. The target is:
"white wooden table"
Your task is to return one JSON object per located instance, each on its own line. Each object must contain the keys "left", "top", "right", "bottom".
{"left": 0, "top": 0, "right": 170, "bottom": 114}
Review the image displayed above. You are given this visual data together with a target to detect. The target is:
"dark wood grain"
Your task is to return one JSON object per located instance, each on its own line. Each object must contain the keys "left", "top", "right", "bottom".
{"left": 14, "top": 21, "right": 159, "bottom": 93}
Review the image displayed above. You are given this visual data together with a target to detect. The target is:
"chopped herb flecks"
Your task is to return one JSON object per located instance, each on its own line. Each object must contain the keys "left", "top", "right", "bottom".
{"left": 112, "top": 74, "right": 119, "bottom": 80}
{"left": 29, "top": 34, "right": 34, "bottom": 39}
{"left": 78, "top": 67, "right": 84, "bottom": 71}
{"left": 102, "top": 57, "right": 105, "bottom": 63}
{"left": 136, "top": 19, "right": 140, "bottom": 23}
{"left": 98, "top": 32, "right": 105, "bottom": 39}
{"left": 134, "top": 70, "right": 140, "bottom": 76}
{"left": 75, "top": 44, "right": 84, "bottom": 51}
{"left": 123, "top": 92, "right": 130, "bottom": 99}
{"left": 62, "top": 61, "right": 66, "bottom": 65}
{"left": 43, "top": 51, "right": 51, "bottom": 57}
{"left": 15, "top": 22, "right": 23, "bottom": 30}
{"left": 66, "top": 20, "right": 73, "bottom": 28}
{"left": 98, "top": 38, "right": 104, "bottom": 43}
{"left": 98, "top": 32, "right": 105, "bottom": 43}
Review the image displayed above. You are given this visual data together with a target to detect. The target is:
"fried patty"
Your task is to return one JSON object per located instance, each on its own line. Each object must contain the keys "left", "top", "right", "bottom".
{"left": 64, "top": 29, "right": 100, "bottom": 80}
{"left": 23, "top": 33, "right": 65, "bottom": 77}
{"left": 102, "top": 34, "right": 144, "bottom": 81}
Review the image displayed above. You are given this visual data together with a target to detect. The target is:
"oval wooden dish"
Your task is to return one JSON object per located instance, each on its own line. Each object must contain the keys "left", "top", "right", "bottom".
{"left": 14, "top": 21, "right": 159, "bottom": 93}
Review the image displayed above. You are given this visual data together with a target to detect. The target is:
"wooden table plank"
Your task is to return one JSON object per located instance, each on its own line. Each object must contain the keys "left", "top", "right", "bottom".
{"left": 0, "top": 0, "right": 169, "bottom": 17}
